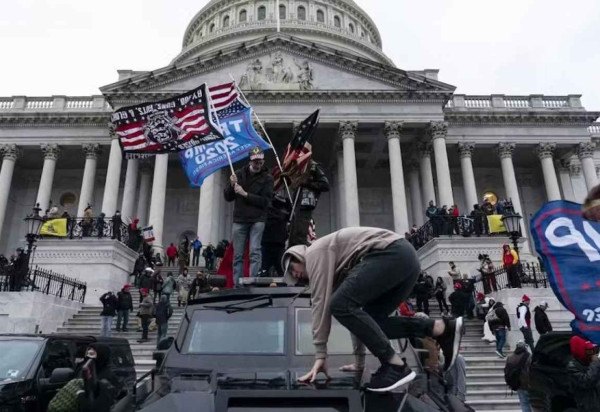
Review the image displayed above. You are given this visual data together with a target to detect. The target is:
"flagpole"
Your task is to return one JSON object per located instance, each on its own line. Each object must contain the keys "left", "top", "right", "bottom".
{"left": 229, "top": 74, "right": 293, "bottom": 203}
{"left": 276, "top": 0, "right": 281, "bottom": 32}
{"left": 206, "top": 85, "right": 235, "bottom": 175}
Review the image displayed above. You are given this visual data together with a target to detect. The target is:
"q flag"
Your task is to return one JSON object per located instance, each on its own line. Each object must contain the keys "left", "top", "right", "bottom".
{"left": 39, "top": 218, "right": 68, "bottom": 237}
{"left": 111, "top": 83, "right": 224, "bottom": 159}
{"left": 531, "top": 200, "right": 600, "bottom": 344}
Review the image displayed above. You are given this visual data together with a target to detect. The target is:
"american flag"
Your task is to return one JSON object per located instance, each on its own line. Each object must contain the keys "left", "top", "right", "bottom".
{"left": 112, "top": 83, "right": 224, "bottom": 158}
{"left": 208, "top": 82, "right": 248, "bottom": 118}
{"left": 273, "top": 110, "right": 320, "bottom": 191}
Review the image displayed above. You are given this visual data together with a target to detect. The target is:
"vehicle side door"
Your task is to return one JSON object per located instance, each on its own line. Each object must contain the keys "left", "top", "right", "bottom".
{"left": 36, "top": 339, "right": 76, "bottom": 409}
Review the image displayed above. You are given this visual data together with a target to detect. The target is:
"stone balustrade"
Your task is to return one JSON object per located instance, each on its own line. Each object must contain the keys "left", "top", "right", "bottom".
{"left": 590, "top": 122, "right": 600, "bottom": 137}
{"left": 0, "top": 96, "right": 110, "bottom": 111}
{"left": 446, "top": 94, "right": 582, "bottom": 110}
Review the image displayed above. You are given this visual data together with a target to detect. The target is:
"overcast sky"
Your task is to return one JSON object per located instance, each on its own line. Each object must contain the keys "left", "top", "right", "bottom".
{"left": 1, "top": 0, "right": 599, "bottom": 110}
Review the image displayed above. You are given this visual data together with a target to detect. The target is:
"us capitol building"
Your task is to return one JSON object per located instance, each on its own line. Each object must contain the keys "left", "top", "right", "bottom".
{"left": 0, "top": 0, "right": 598, "bottom": 259}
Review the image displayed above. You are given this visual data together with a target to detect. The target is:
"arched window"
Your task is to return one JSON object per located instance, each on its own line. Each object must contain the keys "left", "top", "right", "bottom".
{"left": 239, "top": 9, "right": 247, "bottom": 22}
{"left": 297, "top": 6, "right": 306, "bottom": 21}
{"left": 349, "top": 23, "right": 355, "bottom": 33}
{"left": 223, "top": 15, "right": 230, "bottom": 27}
{"left": 316, "top": 9, "right": 325, "bottom": 23}
{"left": 334, "top": 15, "right": 341, "bottom": 28}
{"left": 257, "top": 5, "right": 266, "bottom": 21}
{"left": 209, "top": 23, "right": 215, "bottom": 33}
{"left": 279, "top": 4, "right": 286, "bottom": 20}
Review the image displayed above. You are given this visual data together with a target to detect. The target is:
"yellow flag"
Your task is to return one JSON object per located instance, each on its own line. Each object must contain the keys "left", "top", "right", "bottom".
{"left": 487, "top": 214, "right": 507, "bottom": 234}
{"left": 39, "top": 218, "right": 68, "bottom": 237}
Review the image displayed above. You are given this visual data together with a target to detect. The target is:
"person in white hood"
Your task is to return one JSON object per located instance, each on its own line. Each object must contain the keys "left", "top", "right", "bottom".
{"left": 283, "top": 226, "right": 464, "bottom": 392}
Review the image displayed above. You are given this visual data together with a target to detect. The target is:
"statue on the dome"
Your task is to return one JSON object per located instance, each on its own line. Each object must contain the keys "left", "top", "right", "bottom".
{"left": 295, "top": 59, "right": 314, "bottom": 90}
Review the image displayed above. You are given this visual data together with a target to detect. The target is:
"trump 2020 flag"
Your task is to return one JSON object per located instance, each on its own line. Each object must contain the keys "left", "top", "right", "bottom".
{"left": 531, "top": 200, "right": 600, "bottom": 344}
{"left": 179, "top": 82, "right": 270, "bottom": 187}
{"left": 111, "top": 83, "right": 224, "bottom": 159}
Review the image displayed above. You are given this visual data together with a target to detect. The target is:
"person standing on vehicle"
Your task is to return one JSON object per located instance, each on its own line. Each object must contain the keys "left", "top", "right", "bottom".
{"left": 567, "top": 335, "right": 600, "bottom": 412}
{"left": 533, "top": 301, "right": 553, "bottom": 336}
{"left": 99, "top": 291, "right": 118, "bottom": 337}
{"left": 504, "top": 341, "right": 532, "bottom": 412}
{"left": 115, "top": 284, "right": 133, "bottom": 332}
{"left": 517, "top": 295, "right": 535, "bottom": 351}
{"left": 502, "top": 244, "right": 521, "bottom": 288}
{"left": 282, "top": 227, "right": 464, "bottom": 392}
{"left": 487, "top": 300, "right": 511, "bottom": 358}
{"left": 191, "top": 237, "right": 202, "bottom": 266}
{"left": 434, "top": 277, "right": 449, "bottom": 316}
{"left": 225, "top": 147, "right": 273, "bottom": 284}
{"left": 138, "top": 288, "right": 154, "bottom": 343}
{"left": 155, "top": 294, "right": 173, "bottom": 348}
{"left": 176, "top": 268, "right": 191, "bottom": 307}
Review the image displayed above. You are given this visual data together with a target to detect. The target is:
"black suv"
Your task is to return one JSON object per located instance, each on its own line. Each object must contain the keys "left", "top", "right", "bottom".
{"left": 0, "top": 334, "right": 136, "bottom": 411}
{"left": 135, "top": 286, "right": 472, "bottom": 412}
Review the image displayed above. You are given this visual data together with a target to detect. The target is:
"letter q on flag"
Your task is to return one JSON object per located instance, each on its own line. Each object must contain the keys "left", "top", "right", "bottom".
{"left": 531, "top": 200, "right": 600, "bottom": 344}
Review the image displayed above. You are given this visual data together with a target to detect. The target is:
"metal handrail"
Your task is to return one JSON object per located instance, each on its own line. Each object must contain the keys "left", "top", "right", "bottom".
{"left": 0, "top": 265, "right": 87, "bottom": 302}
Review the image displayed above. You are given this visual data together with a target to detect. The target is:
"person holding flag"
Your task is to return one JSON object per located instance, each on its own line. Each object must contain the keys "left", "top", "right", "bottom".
{"left": 224, "top": 147, "right": 274, "bottom": 285}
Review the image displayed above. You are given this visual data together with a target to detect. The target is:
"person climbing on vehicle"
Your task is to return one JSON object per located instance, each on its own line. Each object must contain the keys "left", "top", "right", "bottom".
{"left": 283, "top": 227, "right": 464, "bottom": 392}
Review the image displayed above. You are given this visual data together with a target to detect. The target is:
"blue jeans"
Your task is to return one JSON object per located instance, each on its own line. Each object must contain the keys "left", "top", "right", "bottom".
{"left": 100, "top": 316, "right": 113, "bottom": 337}
{"left": 116, "top": 310, "right": 129, "bottom": 331}
{"left": 495, "top": 327, "right": 507, "bottom": 354}
{"left": 517, "top": 389, "right": 532, "bottom": 412}
{"left": 232, "top": 222, "right": 265, "bottom": 285}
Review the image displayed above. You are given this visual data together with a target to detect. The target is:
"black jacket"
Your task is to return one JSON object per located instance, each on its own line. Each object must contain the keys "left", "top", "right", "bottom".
{"left": 298, "top": 162, "right": 330, "bottom": 211}
{"left": 155, "top": 299, "right": 173, "bottom": 325}
{"left": 116, "top": 290, "right": 133, "bottom": 311}
{"left": 489, "top": 302, "right": 511, "bottom": 331}
{"left": 534, "top": 306, "right": 553, "bottom": 334}
{"left": 99, "top": 293, "right": 118, "bottom": 317}
{"left": 138, "top": 273, "right": 153, "bottom": 290}
{"left": 567, "top": 358, "right": 600, "bottom": 412}
{"left": 449, "top": 290, "right": 467, "bottom": 317}
{"left": 224, "top": 165, "right": 274, "bottom": 223}
{"left": 262, "top": 199, "right": 291, "bottom": 245}
{"left": 190, "top": 277, "right": 211, "bottom": 296}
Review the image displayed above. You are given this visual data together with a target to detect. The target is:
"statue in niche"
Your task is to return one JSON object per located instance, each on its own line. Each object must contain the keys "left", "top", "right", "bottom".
{"left": 294, "top": 59, "right": 314, "bottom": 90}
{"left": 266, "top": 52, "right": 294, "bottom": 84}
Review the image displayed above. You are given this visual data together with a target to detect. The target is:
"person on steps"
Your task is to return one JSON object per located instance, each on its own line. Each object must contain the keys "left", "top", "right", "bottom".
{"left": 282, "top": 227, "right": 464, "bottom": 392}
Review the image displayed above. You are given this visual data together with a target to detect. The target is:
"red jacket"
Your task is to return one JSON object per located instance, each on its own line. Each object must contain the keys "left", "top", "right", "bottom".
{"left": 399, "top": 302, "right": 415, "bottom": 317}
{"left": 166, "top": 245, "right": 178, "bottom": 258}
{"left": 452, "top": 207, "right": 459, "bottom": 217}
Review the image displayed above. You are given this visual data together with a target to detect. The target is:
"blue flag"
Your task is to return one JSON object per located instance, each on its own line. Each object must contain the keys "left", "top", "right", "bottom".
{"left": 531, "top": 200, "right": 600, "bottom": 344}
{"left": 179, "top": 107, "right": 270, "bottom": 187}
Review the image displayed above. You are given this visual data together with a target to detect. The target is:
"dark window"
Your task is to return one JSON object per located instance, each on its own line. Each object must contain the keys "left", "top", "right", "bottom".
{"left": 316, "top": 9, "right": 325, "bottom": 23}
{"left": 334, "top": 16, "right": 341, "bottom": 28}
{"left": 209, "top": 23, "right": 215, "bottom": 33}
{"left": 0, "top": 340, "right": 43, "bottom": 382}
{"left": 257, "top": 5, "right": 266, "bottom": 21}
{"left": 279, "top": 4, "right": 286, "bottom": 20}
{"left": 297, "top": 6, "right": 306, "bottom": 21}
{"left": 296, "top": 309, "right": 355, "bottom": 355}
{"left": 349, "top": 23, "right": 355, "bottom": 33}
{"left": 239, "top": 9, "right": 247, "bottom": 22}
{"left": 223, "top": 15, "right": 230, "bottom": 27}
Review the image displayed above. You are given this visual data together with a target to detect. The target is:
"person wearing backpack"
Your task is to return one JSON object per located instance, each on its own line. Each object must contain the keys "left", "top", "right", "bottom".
{"left": 487, "top": 300, "right": 511, "bottom": 358}
{"left": 516, "top": 295, "right": 535, "bottom": 351}
{"left": 504, "top": 341, "right": 532, "bottom": 412}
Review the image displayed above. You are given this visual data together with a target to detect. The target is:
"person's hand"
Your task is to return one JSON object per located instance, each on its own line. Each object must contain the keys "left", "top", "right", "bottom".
{"left": 230, "top": 174, "right": 238, "bottom": 185}
{"left": 234, "top": 184, "right": 247, "bottom": 197}
{"left": 299, "top": 359, "right": 330, "bottom": 383}
{"left": 339, "top": 363, "right": 363, "bottom": 372}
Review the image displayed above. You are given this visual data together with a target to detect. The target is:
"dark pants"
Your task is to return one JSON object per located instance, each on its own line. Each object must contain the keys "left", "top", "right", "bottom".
{"left": 167, "top": 257, "right": 175, "bottom": 266}
{"left": 288, "top": 209, "right": 312, "bottom": 247}
{"left": 521, "top": 327, "right": 535, "bottom": 351}
{"left": 261, "top": 243, "right": 285, "bottom": 277}
{"left": 507, "top": 265, "right": 521, "bottom": 288}
{"left": 495, "top": 327, "right": 507, "bottom": 354}
{"left": 192, "top": 250, "right": 200, "bottom": 266}
{"left": 435, "top": 293, "right": 449, "bottom": 313}
{"left": 116, "top": 309, "right": 129, "bottom": 331}
{"left": 483, "top": 273, "right": 498, "bottom": 294}
{"left": 204, "top": 257, "right": 215, "bottom": 270}
{"left": 416, "top": 295, "right": 430, "bottom": 315}
{"left": 140, "top": 314, "right": 151, "bottom": 340}
{"left": 329, "top": 239, "right": 435, "bottom": 363}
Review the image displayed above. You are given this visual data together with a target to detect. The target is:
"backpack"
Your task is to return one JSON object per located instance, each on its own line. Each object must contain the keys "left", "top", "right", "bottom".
{"left": 504, "top": 352, "right": 529, "bottom": 391}
{"left": 485, "top": 306, "right": 499, "bottom": 323}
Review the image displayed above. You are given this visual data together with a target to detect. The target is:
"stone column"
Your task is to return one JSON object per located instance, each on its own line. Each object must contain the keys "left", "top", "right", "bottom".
{"left": 148, "top": 154, "right": 169, "bottom": 254}
{"left": 496, "top": 143, "right": 525, "bottom": 225}
{"left": 101, "top": 136, "right": 123, "bottom": 216}
{"left": 458, "top": 142, "right": 478, "bottom": 210}
{"left": 339, "top": 121, "right": 360, "bottom": 227}
{"left": 430, "top": 122, "right": 454, "bottom": 207}
{"left": 557, "top": 160, "right": 575, "bottom": 202}
{"left": 535, "top": 143, "right": 561, "bottom": 201}
{"left": 36, "top": 144, "right": 60, "bottom": 212}
{"left": 570, "top": 163, "right": 588, "bottom": 202}
{"left": 407, "top": 161, "right": 424, "bottom": 226}
{"left": 578, "top": 142, "right": 599, "bottom": 190}
{"left": 77, "top": 144, "right": 100, "bottom": 217}
{"left": 417, "top": 142, "right": 436, "bottom": 206}
{"left": 384, "top": 121, "right": 409, "bottom": 234}
{"left": 136, "top": 163, "right": 152, "bottom": 226}
{"left": 0, "top": 145, "right": 19, "bottom": 239}
{"left": 198, "top": 173, "right": 218, "bottom": 245}
{"left": 120, "top": 159, "right": 139, "bottom": 221}
{"left": 336, "top": 152, "right": 346, "bottom": 228}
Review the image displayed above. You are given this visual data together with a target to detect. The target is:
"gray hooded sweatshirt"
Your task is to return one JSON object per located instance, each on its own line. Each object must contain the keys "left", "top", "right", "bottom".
{"left": 282, "top": 227, "right": 400, "bottom": 359}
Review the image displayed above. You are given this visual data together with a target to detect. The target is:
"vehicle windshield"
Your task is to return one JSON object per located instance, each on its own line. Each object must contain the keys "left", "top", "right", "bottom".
{"left": 184, "top": 308, "right": 286, "bottom": 355}
{"left": 296, "top": 308, "right": 355, "bottom": 355}
{"left": 0, "top": 340, "right": 43, "bottom": 383}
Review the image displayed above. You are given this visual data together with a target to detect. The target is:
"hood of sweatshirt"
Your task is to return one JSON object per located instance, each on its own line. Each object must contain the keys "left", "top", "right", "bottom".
{"left": 282, "top": 245, "right": 308, "bottom": 286}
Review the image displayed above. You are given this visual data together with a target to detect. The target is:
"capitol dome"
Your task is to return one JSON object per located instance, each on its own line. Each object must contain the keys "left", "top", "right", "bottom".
{"left": 173, "top": 0, "right": 393, "bottom": 66}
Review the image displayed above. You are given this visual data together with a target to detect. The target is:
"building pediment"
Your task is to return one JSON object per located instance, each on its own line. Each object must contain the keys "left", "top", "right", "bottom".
{"left": 100, "top": 34, "right": 455, "bottom": 107}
